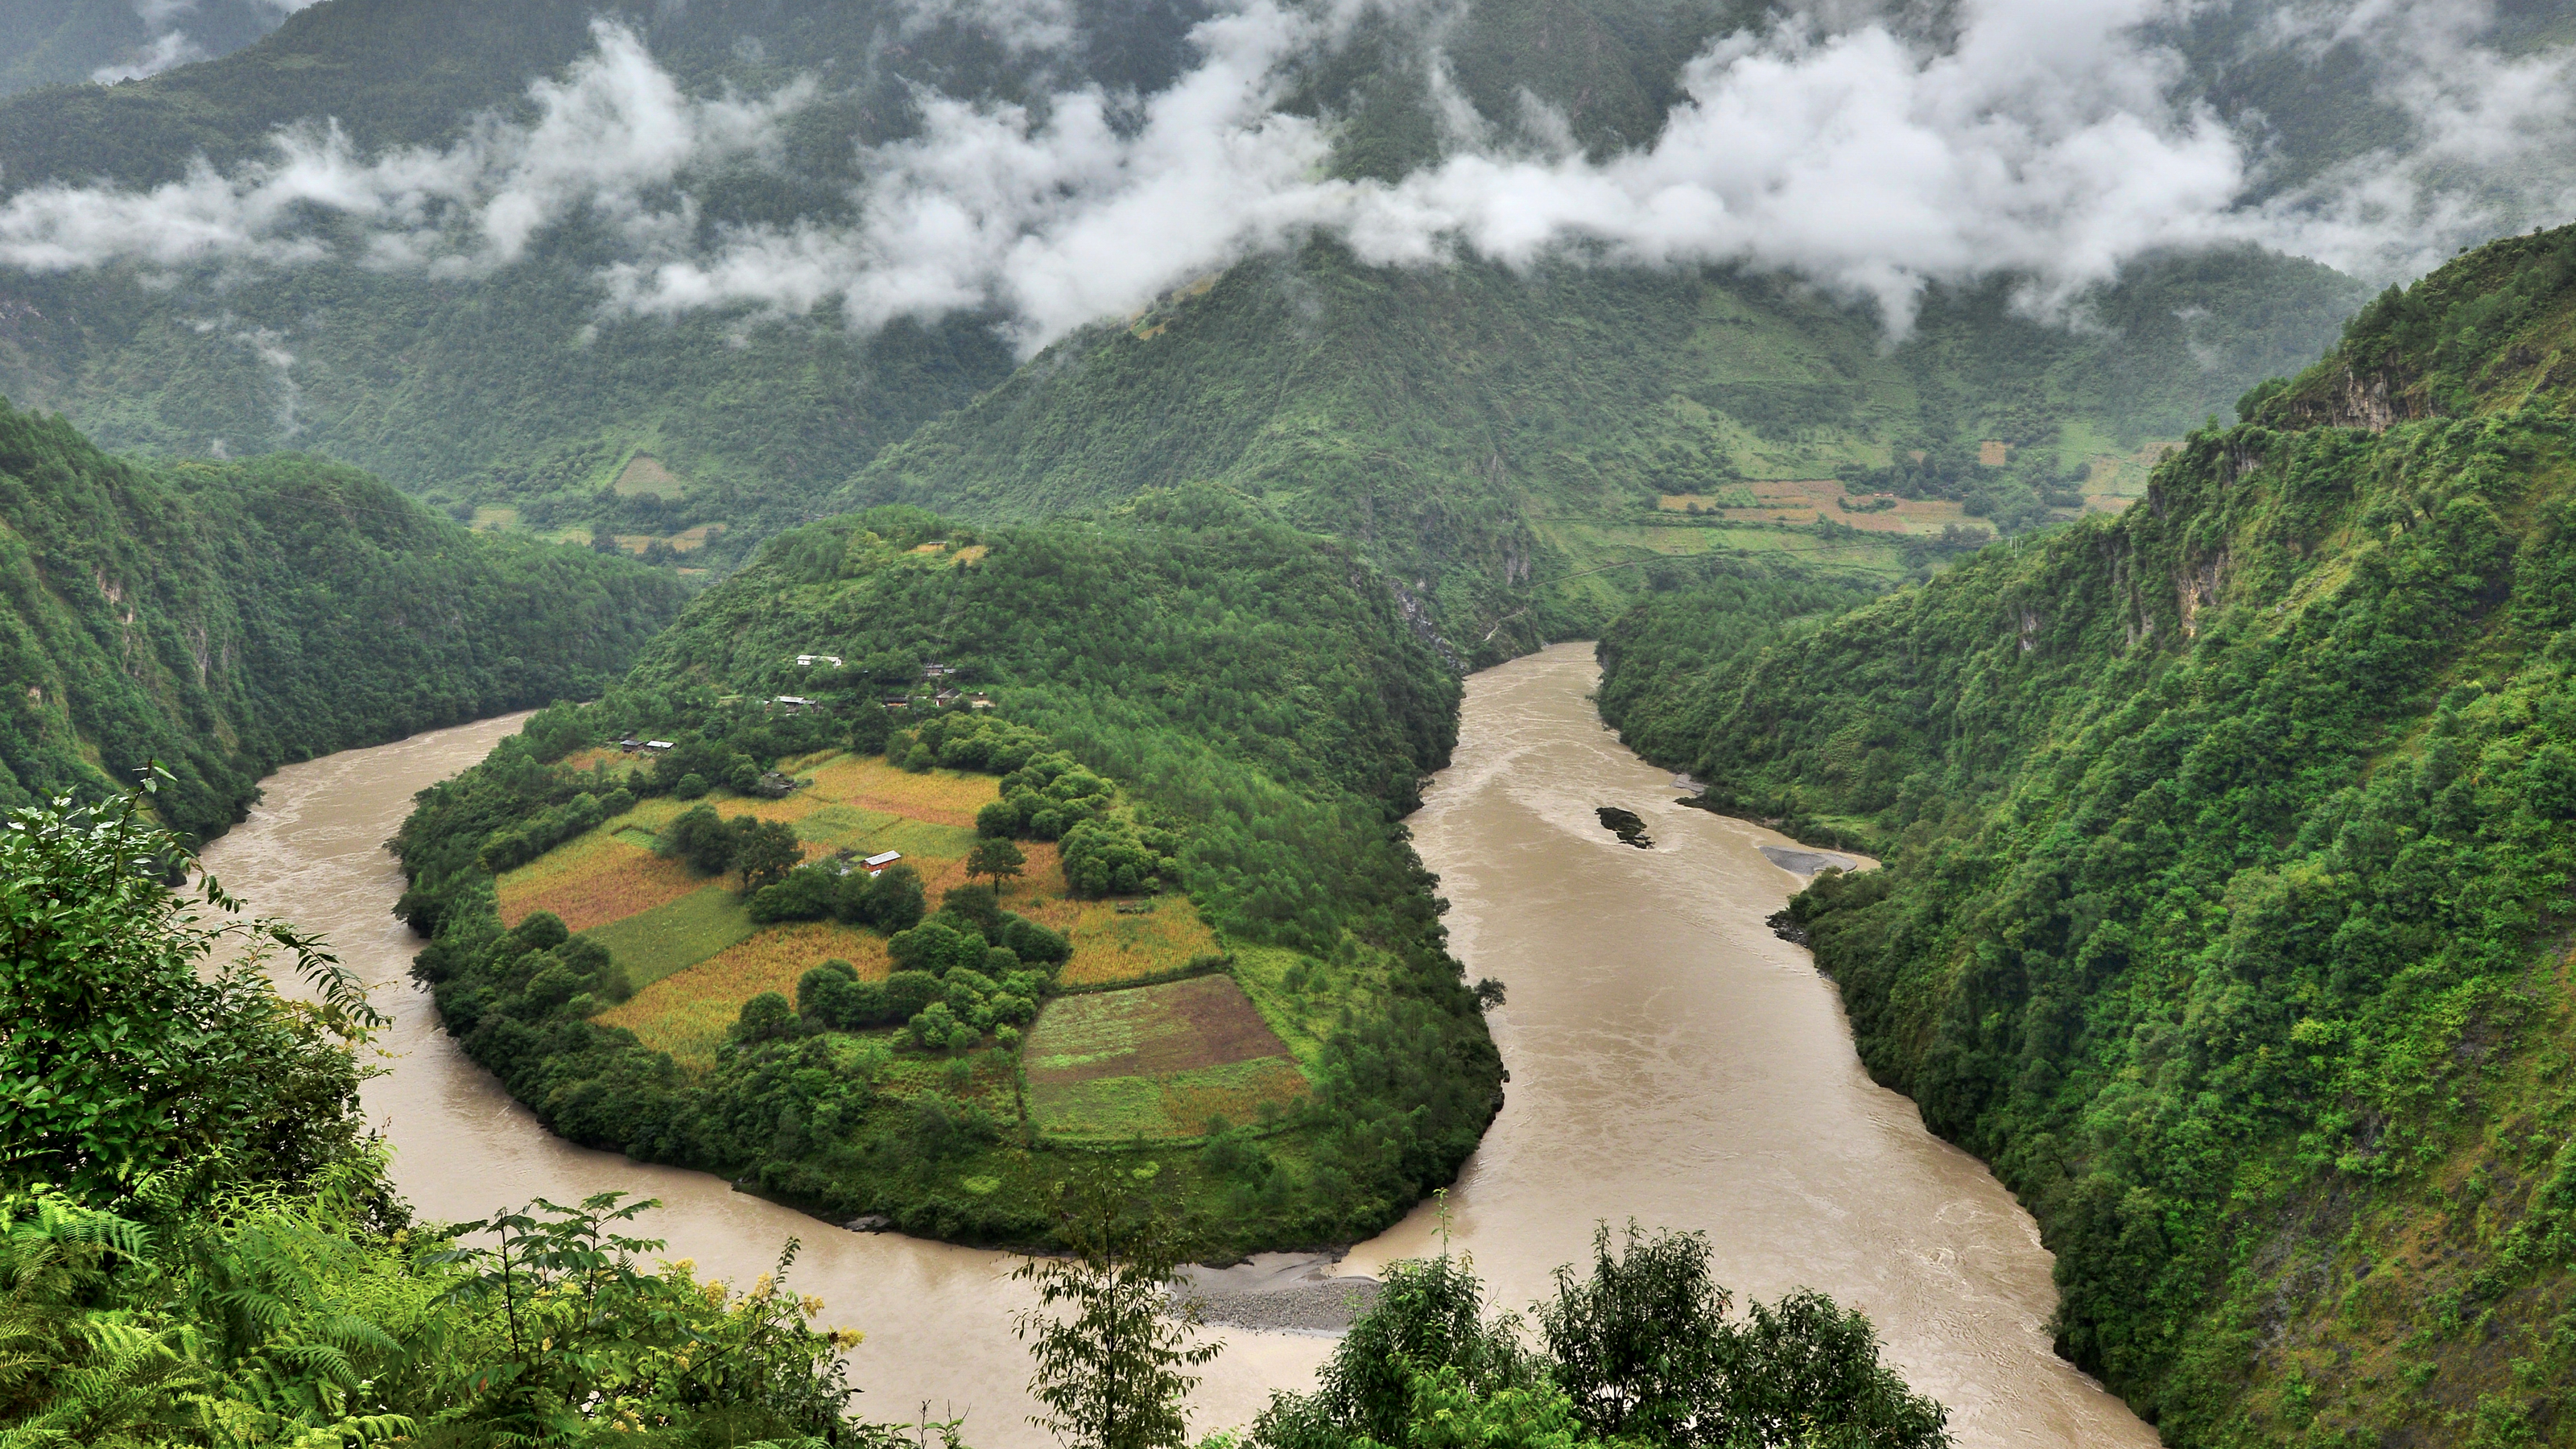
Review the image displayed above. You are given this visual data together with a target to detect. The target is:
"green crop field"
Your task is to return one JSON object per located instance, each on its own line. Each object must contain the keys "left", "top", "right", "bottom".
{"left": 580, "top": 884, "right": 758, "bottom": 991}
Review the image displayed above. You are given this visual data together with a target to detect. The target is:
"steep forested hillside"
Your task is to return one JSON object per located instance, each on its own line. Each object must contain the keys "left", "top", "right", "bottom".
{"left": 1597, "top": 222, "right": 2576, "bottom": 1442}
{"left": 390, "top": 488, "right": 1502, "bottom": 1249}
{"left": 0, "top": 0, "right": 2370, "bottom": 599}
{"left": 0, "top": 399, "right": 685, "bottom": 844}
{"left": 850, "top": 242, "right": 2362, "bottom": 655}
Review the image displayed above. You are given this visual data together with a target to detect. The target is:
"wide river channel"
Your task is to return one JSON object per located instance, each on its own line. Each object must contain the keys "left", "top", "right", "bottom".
{"left": 199, "top": 642, "right": 2158, "bottom": 1447}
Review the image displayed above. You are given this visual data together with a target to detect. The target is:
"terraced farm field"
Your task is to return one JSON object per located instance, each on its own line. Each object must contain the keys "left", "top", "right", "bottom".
{"left": 508, "top": 749, "right": 1220, "bottom": 1072}
{"left": 1024, "top": 975, "right": 1310, "bottom": 1140}
{"left": 497, "top": 833, "right": 700, "bottom": 932}
{"left": 601, "top": 919, "right": 892, "bottom": 1067}
{"left": 585, "top": 885, "right": 757, "bottom": 989}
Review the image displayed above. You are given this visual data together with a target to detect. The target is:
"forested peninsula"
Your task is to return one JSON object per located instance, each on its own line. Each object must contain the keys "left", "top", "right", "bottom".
{"left": 1599, "top": 222, "right": 2576, "bottom": 1441}
{"left": 0, "top": 399, "right": 687, "bottom": 844}
{"left": 389, "top": 489, "right": 1505, "bottom": 1251}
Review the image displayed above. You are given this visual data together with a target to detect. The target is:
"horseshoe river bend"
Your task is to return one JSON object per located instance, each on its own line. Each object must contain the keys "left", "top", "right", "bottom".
{"left": 201, "top": 642, "right": 2159, "bottom": 1447}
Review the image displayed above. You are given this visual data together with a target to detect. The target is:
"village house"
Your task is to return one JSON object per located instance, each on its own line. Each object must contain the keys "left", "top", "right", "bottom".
{"left": 795, "top": 654, "right": 843, "bottom": 667}
{"left": 881, "top": 696, "right": 910, "bottom": 710}
{"left": 967, "top": 693, "right": 993, "bottom": 710}
{"left": 861, "top": 850, "right": 903, "bottom": 877}
{"left": 922, "top": 663, "right": 956, "bottom": 679}
{"left": 642, "top": 740, "right": 675, "bottom": 753}
{"left": 773, "top": 695, "right": 823, "bottom": 712}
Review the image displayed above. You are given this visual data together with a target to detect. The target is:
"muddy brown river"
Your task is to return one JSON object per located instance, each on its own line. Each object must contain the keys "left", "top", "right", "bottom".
{"left": 199, "top": 642, "right": 2157, "bottom": 1446}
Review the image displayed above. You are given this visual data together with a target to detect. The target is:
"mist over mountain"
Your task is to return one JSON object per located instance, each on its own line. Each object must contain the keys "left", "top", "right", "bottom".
{"left": 0, "top": 0, "right": 2566, "bottom": 625}
{"left": 0, "top": 0, "right": 316, "bottom": 93}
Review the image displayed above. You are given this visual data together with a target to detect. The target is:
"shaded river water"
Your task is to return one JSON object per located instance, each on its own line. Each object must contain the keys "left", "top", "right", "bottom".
{"left": 198, "top": 642, "right": 2156, "bottom": 1447}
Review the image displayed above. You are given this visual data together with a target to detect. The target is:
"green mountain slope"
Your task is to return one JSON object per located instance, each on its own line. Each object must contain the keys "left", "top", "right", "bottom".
{"left": 1596, "top": 222, "right": 2576, "bottom": 1442}
{"left": 0, "top": 398, "right": 687, "bottom": 844}
{"left": 849, "top": 241, "right": 2365, "bottom": 658}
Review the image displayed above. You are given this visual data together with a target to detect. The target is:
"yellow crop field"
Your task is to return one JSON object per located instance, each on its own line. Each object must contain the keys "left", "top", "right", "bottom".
{"left": 609, "top": 797, "right": 694, "bottom": 832}
{"left": 1055, "top": 900, "right": 1222, "bottom": 986}
{"left": 497, "top": 833, "right": 710, "bottom": 932}
{"left": 601, "top": 921, "right": 893, "bottom": 1068}
{"left": 723, "top": 792, "right": 824, "bottom": 828}
{"left": 927, "top": 844, "right": 1217, "bottom": 985}
{"left": 804, "top": 755, "right": 999, "bottom": 828}
{"left": 496, "top": 831, "right": 634, "bottom": 898}
{"left": 793, "top": 803, "right": 901, "bottom": 850}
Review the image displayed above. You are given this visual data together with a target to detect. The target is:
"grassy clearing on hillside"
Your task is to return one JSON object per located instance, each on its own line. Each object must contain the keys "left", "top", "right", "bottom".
{"left": 497, "top": 836, "right": 703, "bottom": 932}
{"left": 600, "top": 920, "right": 893, "bottom": 1068}
{"left": 582, "top": 884, "right": 756, "bottom": 990}
{"left": 613, "top": 454, "right": 687, "bottom": 497}
{"left": 1228, "top": 944, "right": 1341, "bottom": 1070}
{"left": 1025, "top": 975, "right": 1306, "bottom": 1137}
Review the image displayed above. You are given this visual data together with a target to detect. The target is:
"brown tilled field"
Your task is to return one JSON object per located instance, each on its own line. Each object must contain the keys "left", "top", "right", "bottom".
{"left": 1023, "top": 975, "right": 1308, "bottom": 1137}
{"left": 498, "top": 836, "right": 704, "bottom": 931}
{"left": 1026, "top": 976, "right": 1292, "bottom": 1085}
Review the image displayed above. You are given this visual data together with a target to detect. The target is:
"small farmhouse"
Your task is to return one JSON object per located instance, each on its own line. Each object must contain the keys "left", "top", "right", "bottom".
{"left": 966, "top": 694, "right": 993, "bottom": 710}
{"left": 922, "top": 663, "right": 956, "bottom": 679}
{"left": 795, "top": 654, "right": 843, "bottom": 667}
{"left": 773, "top": 695, "right": 823, "bottom": 712}
{"left": 862, "top": 850, "right": 903, "bottom": 877}
{"left": 642, "top": 740, "right": 675, "bottom": 752}
{"left": 881, "top": 696, "right": 910, "bottom": 710}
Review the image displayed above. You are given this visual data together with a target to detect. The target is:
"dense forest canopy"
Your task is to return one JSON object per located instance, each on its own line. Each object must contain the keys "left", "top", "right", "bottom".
{"left": 0, "top": 398, "right": 685, "bottom": 845}
{"left": 1597, "top": 221, "right": 2576, "bottom": 1443}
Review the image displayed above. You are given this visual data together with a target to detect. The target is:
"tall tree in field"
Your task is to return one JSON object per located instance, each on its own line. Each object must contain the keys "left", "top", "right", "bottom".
{"left": 1013, "top": 1171, "right": 1218, "bottom": 1449}
{"left": 968, "top": 836, "right": 1027, "bottom": 893}
{"left": 731, "top": 818, "right": 803, "bottom": 894}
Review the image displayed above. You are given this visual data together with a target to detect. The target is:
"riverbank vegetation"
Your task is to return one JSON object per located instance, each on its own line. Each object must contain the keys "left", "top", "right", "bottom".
{"left": 390, "top": 490, "right": 1505, "bottom": 1254}
{"left": 0, "top": 399, "right": 687, "bottom": 847}
{"left": 0, "top": 778, "right": 871, "bottom": 1447}
{"left": 1596, "top": 222, "right": 2576, "bottom": 1442}
{"left": 0, "top": 773, "right": 1951, "bottom": 1446}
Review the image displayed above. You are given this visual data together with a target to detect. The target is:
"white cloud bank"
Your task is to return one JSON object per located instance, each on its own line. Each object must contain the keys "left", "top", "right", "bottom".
{"left": 16, "top": 0, "right": 2576, "bottom": 351}
{"left": 13, "top": 21, "right": 811, "bottom": 275}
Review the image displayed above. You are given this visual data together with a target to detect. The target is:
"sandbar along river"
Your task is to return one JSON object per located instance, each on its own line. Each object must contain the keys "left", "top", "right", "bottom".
{"left": 200, "top": 641, "right": 2156, "bottom": 1447}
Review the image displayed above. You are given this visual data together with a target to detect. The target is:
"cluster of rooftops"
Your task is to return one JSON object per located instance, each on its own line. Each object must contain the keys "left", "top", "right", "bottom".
{"left": 786, "top": 655, "right": 990, "bottom": 711}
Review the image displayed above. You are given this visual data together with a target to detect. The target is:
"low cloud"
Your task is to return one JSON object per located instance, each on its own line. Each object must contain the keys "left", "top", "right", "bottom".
{"left": 93, "top": 29, "right": 209, "bottom": 85}
{"left": 11, "top": 21, "right": 811, "bottom": 276}
{"left": 12, "top": 0, "right": 2576, "bottom": 352}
